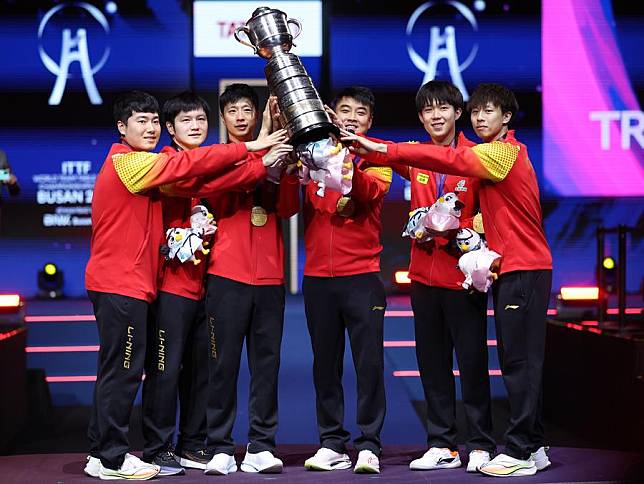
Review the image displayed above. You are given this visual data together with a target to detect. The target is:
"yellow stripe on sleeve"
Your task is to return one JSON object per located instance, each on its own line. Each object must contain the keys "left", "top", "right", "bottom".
{"left": 364, "top": 166, "right": 393, "bottom": 183}
{"left": 112, "top": 152, "right": 162, "bottom": 193}
{"left": 471, "top": 142, "right": 520, "bottom": 182}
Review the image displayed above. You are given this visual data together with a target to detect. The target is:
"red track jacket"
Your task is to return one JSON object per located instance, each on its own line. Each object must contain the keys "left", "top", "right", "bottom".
{"left": 398, "top": 133, "right": 481, "bottom": 289}
{"left": 156, "top": 145, "right": 268, "bottom": 300}
{"left": 366, "top": 130, "right": 552, "bottom": 275}
{"left": 200, "top": 165, "right": 300, "bottom": 286}
{"left": 303, "top": 155, "right": 392, "bottom": 277}
{"left": 85, "top": 141, "right": 248, "bottom": 302}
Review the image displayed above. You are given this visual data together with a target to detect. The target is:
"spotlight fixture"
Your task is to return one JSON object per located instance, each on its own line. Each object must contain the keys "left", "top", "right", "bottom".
{"left": 37, "top": 263, "right": 64, "bottom": 299}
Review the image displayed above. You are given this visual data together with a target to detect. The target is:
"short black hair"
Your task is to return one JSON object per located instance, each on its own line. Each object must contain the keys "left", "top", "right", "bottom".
{"left": 415, "top": 80, "right": 464, "bottom": 113}
{"left": 333, "top": 86, "right": 375, "bottom": 117}
{"left": 113, "top": 90, "right": 159, "bottom": 125}
{"left": 218, "top": 83, "right": 259, "bottom": 114}
{"left": 467, "top": 83, "right": 519, "bottom": 117}
{"left": 162, "top": 91, "right": 211, "bottom": 126}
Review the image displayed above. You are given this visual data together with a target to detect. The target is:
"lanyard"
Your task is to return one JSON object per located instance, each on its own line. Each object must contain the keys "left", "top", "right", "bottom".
{"left": 434, "top": 137, "right": 456, "bottom": 198}
{"left": 435, "top": 173, "right": 447, "bottom": 198}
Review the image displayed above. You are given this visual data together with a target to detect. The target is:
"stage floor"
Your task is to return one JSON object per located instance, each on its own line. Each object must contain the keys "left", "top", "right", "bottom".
{"left": 1, "top": 446, "right": 642, "bottom": 483}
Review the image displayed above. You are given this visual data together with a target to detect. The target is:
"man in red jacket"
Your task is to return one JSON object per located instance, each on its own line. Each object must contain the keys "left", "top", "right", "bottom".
{"left": 84, "top": 90, "right": 284, "bottom": 480}
{"left": 389, "top": 81, "right": 494, "bottom": 473}
{"left": 201, "top": 84, "right": 299, "bottom": 476}
{"left": 344, "top": 84, "right": 552, "bottom": 478}
{"left": 140, "top": 91, "right": 290, "bottom": 475}
{"left": 302, "top": 87, "right": 391, "bottom": 474}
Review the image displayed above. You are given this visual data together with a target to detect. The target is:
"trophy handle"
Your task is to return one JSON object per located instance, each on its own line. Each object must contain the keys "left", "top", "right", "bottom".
{"left": 287, "top": 18, "right": 302, "bottom": 40}
{"left": 234, "top": 26, "right": 256, "bottom": 52}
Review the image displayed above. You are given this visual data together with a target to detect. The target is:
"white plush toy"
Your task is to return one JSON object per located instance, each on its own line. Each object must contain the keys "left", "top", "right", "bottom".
{"left": 297, "top": 137, "right": 353, "bottom": 197}
{"left": 455, "top": 228, "right": 501, "bottom": 292}
{"left": 163, "top": 205, "right": 216, "bottom": 265}
{"left": 165, "top": 227, "right": 210, "bottom": 265}
{"left": 402, "top": 206, "right": 431, "bottom": 241}
{"left": 402, "top": 192, "right": 464, "bottom": 242}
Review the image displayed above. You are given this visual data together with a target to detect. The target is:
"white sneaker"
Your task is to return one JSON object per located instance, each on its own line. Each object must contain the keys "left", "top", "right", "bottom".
{"left": 409, "top": 447, "right": 461, "bottom": 470}
{"left": 240, "top": 445, "right": 283, "bottom": 473}
{"left": 304, "top": 447, "right": 352, "bottom": 471}
{"left": 204, "top": 453, "right": 237, "bottom": 475}
{"left": 530, "top": 446, "right": 551, "bottom": 471}
{"left": 467, "top": 450, "right": 491, "bottom": 472}
{"left": 478, "top": 453, "right": 537, "bottom": 477}
{"left": 98, "top": 453, "right": 160, "bottom": 480}
{"left": 354, "top": 450, "right": 380, "bottom": 474}
{"left": 84, "top": 456, "right": 101, "bottom": 477}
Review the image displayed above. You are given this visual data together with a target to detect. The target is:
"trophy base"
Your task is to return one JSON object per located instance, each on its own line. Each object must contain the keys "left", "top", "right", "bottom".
{"left": 290, "top": 122, "right": 341, "bottom": 147}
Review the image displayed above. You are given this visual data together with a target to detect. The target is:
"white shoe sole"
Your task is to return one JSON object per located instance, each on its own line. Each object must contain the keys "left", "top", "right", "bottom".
{"left": 354, "top": 464, "right": 380, "bottom": 474}
{"left": 410, "top": 459, "right": 461, "bottom": 471}
{"left": 534, "top": 459, "right": 551, "bottom": 471}
{"left": 478, "top": 465, "right": 537, "bottom": 477}
{"left": 204, "top": 465, "right": 237, "bottom": 475}
{"left": 467, "top": 460, "right": 490, "bottom": 472}
{"left": 157, "top": 466, "right": 185, "bottom": 476}
{"left": 84, "top": 469, "right": 100, "bottom": 478}
{"left": 304, "top": 460, "right": 352, "bottom": 471}
{"left": 240, "top": 462, "right": 283, "bottom": 473}
{"left": 98, "top": 470, "right": 159, "bottom": 481}
{"left": 178, "top": 457, "right": 208, "bottom": 470}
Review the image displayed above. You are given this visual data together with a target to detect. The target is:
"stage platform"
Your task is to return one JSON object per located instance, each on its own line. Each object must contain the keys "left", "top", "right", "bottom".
{"left": 1, "top": 446, "right": 642, "bottom": 483}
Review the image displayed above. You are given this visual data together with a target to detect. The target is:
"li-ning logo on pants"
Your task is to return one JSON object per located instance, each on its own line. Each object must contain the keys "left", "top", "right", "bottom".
{"left": 123, "top": 325, "right": 134, "bottom": 369}
{"left": 158, "top": 329, "right": 166, "bottom": 371}
{"left": 208, "top": 316, "right": 218, "bottom": 359}
{"left": 406, "top": 1, "right": 479, "bottom": 100}
{"left": 38, "top": 2, "right": 111, "bottom": 105}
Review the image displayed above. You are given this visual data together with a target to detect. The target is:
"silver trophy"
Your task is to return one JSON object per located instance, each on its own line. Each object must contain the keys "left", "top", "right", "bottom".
{"left": 234, "top": 6, "right": 338, "bottom": 145}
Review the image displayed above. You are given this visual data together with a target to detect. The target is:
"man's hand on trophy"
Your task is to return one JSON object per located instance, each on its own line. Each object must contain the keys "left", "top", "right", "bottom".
{"left": 339, "top": 128, "right": 387, "bottom": 156}
{"left": 258, "top": 97, "right": 274, "bottom": 138}
{"left": 269, "top": 96, "right": 284, "bottom": 130}
{"left": 324, "top": 104, "right": 343, "bottom": 129}
{"left": 262, "top": 143, "right": 293, "bottom": 167}
{"left": 246, "top": 129, "right": 288, "bottom": 152}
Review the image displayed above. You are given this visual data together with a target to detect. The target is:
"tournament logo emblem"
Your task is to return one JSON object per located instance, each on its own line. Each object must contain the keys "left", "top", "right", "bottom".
{"left": 406, "top": 1, "right": 479, "bottom": 100}
{"left": 38, "top": 2, "right": 111, "bottom": 105}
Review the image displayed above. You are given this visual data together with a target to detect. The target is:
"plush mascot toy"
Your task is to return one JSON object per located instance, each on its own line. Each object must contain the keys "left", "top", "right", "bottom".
{"left": 455, "top": 228, "right": 501, "bottom": 292}
{"left": 189, "top": 204, "right": 217, "bottom": 242}
{"left": 162, "top": 204, "right": 216, "bottom": 265}
{"left": 164, "top": 228, "right": 209, "bottom": 265}
{"left": 297, "top": 137, "right": 353, "bottom": 197}
{"left": 403, "top": 192, "right": 464, "bottom": 242}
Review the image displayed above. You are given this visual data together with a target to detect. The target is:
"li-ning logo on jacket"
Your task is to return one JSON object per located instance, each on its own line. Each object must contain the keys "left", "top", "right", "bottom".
{"left": 455, "top": 179, "right": 467, "bottom": 191}
{"left": 123, "top": 325, "right": 134, "bottom": 369}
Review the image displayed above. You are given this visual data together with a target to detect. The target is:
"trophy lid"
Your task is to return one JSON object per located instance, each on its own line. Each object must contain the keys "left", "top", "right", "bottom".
{"left": 250, "top": 6, "right": 286, "bottom": 20}
{"left": 252, "top": 6, "right": 272, "bottom": 16}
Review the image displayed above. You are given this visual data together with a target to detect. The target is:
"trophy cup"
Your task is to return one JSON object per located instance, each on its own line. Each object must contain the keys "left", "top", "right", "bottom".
{"left": 234, "top": 6, "right": 339, "bottom": 146}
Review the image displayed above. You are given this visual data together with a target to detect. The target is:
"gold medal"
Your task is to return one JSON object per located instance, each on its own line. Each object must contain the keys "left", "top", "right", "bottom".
{"left": 336, "top": 196, "right": 355, "bottom": 217}
{"left": 250, "top": 206, "right": 268, "bottom": 227}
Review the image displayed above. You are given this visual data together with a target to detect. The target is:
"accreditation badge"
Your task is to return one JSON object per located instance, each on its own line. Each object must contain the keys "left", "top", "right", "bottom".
{"left": 336, "top": 196, "right": 355, "bottom": 217}
{"left": 250, "top": 206, "right": 268, "bottom": 227}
